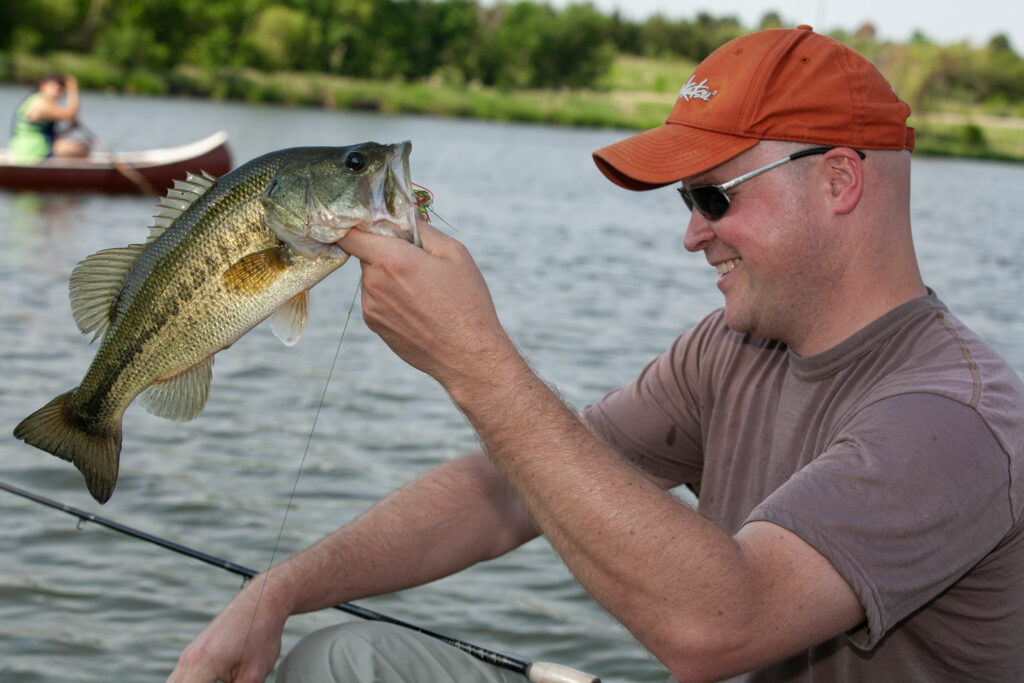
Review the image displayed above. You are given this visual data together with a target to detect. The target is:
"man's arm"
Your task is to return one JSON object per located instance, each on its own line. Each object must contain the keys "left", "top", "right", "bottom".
{"left": 341, "top": 223, "right": 865, "bottom": 682}
{"left": 168, "top": 452, "right": 538, "bottom": 683}
{"left": 455, "top": 357, "right": 862, "bottom": 681}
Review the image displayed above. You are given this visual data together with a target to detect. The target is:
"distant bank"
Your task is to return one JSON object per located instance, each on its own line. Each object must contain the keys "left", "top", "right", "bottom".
{"left": 3, "top": 51, "right": 1022, "bottom": 163}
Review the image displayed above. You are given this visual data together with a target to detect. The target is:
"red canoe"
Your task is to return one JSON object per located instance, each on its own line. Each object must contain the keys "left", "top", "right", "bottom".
{"left": 0, "top": 131, "right": 232, "bottom": 194}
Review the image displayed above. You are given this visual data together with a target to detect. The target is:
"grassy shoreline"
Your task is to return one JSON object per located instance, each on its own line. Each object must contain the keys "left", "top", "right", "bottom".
{"left": 4, "top": 51, "right": 1023, "bottom": 163}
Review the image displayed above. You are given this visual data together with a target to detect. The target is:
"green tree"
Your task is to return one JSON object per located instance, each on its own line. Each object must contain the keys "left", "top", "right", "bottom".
{"left": 758, "top": 12, "right": 784, "bottom": 31}
{"left": 478, "top": 1, "right": 550, "bottom": 88}
{"left": 910, "top": 30, "right": 932, "bottom": 46}
{"left": 987, "top": 33, "right": 1016, "bottom": 56}
{"left": 4, "top": 0, "right": 87, "bottom": 54}
{"left": 531, "top": 3, "right": 615, "bottom": 89}
{"left": 692, "top": 12, "right": 742, "bottom": 60}
{"left": 87, "top": 0, "right": 260, "bottom": 71}
{"left": 339, "top": 0, "right": 424, "bottom": 79}
{"left": 240, "top": 4, "right": 319, "bottom": 71}
{"left": 2, "top": 0, "right": 1021, "bottom": 113}
{"left": 635, "top": 14, "right": 690, "bottom": 58}
{"left": 606, "top": 10, "right": 642, "bottom": 55}
{"left": 297, "top": 0, "right": 377, "bottom": 74}
{"left": 93, "top": 2, "right": 172, "bottom": 70}
{"left": 425, "top": 0, "right": 481, "bottom": 83}
{"left": 179, "top": 0, "right": 257, "bottom": 70}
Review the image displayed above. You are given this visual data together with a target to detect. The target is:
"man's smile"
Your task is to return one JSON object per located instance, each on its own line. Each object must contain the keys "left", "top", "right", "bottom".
{"left": 714, "top": 258, "right": 741, "bottom": 275}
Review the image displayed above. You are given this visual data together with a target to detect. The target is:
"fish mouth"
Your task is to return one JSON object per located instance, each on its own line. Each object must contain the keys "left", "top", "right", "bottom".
{"left": 305, "top": 141, "right": 418, "bottom": 254}
{"left": 262, "top": 141, "right": 420, "bottom": 259}
{"left": 364, "top": 141, "right": 419, "bottom": 247}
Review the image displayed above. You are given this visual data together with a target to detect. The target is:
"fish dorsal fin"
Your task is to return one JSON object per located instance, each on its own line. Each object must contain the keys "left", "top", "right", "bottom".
{"left": 147, "top": 171, "right": 218, "bottom": 242}
{"left": 69, "top": 243, "right": 147, "bottom": 341}
{"left": 138, "top": 355, "right": 214, "bottom": 422}
{"left": 222, "top": 246, "right": 291, "bottom": 295}
{"left": 270, "top": 290, "right": 309, "bottom": 346}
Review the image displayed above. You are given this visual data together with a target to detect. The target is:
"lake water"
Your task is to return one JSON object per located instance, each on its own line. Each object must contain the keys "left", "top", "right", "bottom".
{"left": 1, "top": 85, "right": 1022, "bottom": 683}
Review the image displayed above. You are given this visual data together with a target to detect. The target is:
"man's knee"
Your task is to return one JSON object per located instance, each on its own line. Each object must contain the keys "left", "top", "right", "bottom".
{"left": 276, "top": 621, "right": 526, "bottom": 683}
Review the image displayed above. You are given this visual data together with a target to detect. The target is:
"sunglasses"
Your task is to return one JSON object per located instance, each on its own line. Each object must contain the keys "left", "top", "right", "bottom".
{"left": 678, "top": 146, "right": 867, "bottom": 221}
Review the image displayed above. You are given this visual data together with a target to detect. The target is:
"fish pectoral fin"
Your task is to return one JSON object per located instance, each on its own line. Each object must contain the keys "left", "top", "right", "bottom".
{"left": 223, "top": 247, "right": 291, "bottom": 295}
{"left": 138, "top": 356, "right": 214, "bottom": 422}
{"left": 270, "top": 290, "right": 309, "bottom": 346}
{"left": 69, "top": 243, "right": 147, "bottom": 341}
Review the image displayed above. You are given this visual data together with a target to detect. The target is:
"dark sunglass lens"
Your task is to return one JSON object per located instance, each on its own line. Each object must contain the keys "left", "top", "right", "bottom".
{"left": 677, "top": 187, "right": 694, "bottom": 212}
{"left": 690, "top": 186, "right": 730, "bottom": 220}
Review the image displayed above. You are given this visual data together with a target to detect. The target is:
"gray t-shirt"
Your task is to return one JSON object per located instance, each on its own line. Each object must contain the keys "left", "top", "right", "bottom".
{"left": 584, "top": 292, "right": 1024, "bottom": 681}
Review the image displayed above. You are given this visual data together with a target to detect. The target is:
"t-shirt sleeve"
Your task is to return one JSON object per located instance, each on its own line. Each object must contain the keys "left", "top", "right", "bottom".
{"left": 583, "top": 319, "right": 714, "bottom": 485}
{"left": 747, "top": 392, "right": 1015, "bottom": 650}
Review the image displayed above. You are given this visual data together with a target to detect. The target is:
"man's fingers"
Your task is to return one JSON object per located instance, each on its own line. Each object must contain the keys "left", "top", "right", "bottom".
{"left": 339, "top": 220, "right": 454, "bottom": 264}
{"left": 337, "top": 226, "right": 401, "bottom": 264}
{"left": 413, "top": 220, "right": 448, "bottom": 249}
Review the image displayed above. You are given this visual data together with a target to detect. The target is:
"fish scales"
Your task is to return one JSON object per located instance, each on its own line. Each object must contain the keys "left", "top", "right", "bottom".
{"left": 14, "top": 142, "right": 418, "bottom": 503}
{"left": 74, "top": 162, "right": 263, "bottom": 395}
{"left": 73, "top": 176, "right": 280, "bottom": 429}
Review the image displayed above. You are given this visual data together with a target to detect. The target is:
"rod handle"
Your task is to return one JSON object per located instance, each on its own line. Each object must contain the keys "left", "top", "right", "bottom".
{"left": 527, "top": 661, "right": 601, "bottom": 683}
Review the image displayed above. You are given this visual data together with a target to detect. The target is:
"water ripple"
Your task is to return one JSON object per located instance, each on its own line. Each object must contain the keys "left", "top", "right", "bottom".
{"left": 1, "top": 85, "right": 1022, "bottom": 682}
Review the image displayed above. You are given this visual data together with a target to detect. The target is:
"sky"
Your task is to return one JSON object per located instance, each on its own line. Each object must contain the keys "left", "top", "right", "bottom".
{"left": 549, "top": 0, "right": 1024, "bottom": 52}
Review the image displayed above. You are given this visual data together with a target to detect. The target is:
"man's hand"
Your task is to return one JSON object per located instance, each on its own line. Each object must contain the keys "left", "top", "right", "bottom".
{"left": 339, "top": 221, "right": 521, "bottom": 396}
{"left": 167, "top": 580, "right": 289, "bottom": 683}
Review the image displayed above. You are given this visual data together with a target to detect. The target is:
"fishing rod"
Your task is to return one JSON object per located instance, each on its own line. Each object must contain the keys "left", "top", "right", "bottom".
{"left": 0, "top": 479, "right": 599, "bottom": 683}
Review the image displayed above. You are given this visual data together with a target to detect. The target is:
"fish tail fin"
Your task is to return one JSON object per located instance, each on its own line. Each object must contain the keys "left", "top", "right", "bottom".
{"left": 13, "top": 391, "right": 122, "bottom": 504}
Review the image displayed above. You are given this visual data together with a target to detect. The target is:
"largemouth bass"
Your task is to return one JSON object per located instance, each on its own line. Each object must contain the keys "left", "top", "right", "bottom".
{"left": 14, "top": 141, "right": 418, "bottom": 504}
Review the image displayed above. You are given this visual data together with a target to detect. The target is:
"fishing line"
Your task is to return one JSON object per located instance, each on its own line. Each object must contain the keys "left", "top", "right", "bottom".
{"left": 241, "top": 186, "right": 442, "bottom": 656}
{"left": 240, "top": 278, "right": 362, "bottom": 658}
{"left": 0, "top": 191, "right": 601, "bottom": 682}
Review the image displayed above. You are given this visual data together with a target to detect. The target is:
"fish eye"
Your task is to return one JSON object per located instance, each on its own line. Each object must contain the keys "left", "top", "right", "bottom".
{"left": 345, "top": 152, "right": 365, "bottom": 172}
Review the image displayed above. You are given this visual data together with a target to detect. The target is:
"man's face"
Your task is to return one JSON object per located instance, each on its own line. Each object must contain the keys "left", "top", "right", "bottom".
{"left": 681, "top": 144, "right": 843, "bottom": 346}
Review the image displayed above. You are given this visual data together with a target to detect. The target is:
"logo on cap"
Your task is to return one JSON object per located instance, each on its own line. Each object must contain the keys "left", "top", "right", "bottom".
{"left": 678, "top": 75, "right": 717, "bottom": 102}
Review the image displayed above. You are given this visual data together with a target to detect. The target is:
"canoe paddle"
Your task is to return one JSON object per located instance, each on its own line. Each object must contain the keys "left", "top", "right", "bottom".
{"left": 74, "top": 121, "right": 157, "bottom": 194}
{"left": 0, "top": 480, "right": 601, "bottom": 683}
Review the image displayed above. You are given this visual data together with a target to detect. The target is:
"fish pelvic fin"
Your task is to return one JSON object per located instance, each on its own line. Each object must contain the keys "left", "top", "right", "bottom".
{"left": 138, "top": 356, "right": 213, "bottom": 422}
{"left": 270, "top": 290, "right": 309, "bottom": 346}
{"left": 13, "top": 391, "right": 122, "bottom": 504}
{"left": 222, "top": 246, "right": 291, "bottom": 295}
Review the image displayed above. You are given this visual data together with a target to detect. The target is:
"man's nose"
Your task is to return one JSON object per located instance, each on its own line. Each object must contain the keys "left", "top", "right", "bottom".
{"left": 683, "top": 211, "right": 715, "bottom": 253}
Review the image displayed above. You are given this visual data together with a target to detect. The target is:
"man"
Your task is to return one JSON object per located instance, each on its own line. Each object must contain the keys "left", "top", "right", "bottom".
{"left": 170, "top": 26, "right": 1024, "bottom": 682}
{"left": 8, "top": 74, "right": 90, "bottom": 163}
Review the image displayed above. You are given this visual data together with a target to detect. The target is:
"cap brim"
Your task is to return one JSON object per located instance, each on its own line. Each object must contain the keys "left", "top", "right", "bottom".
{"left": 593, "top": 123, "right": 760, "bottom": 191}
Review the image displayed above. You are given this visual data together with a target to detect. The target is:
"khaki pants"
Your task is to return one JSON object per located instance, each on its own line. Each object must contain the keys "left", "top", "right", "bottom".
{"left": 276, "top": 622, "right": 529, "bottom": 683}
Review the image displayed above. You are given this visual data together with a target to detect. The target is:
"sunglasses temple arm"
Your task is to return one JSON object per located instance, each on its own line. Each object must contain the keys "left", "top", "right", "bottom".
{"left": 718, "top": 156, "right": 796, "bottom": 192}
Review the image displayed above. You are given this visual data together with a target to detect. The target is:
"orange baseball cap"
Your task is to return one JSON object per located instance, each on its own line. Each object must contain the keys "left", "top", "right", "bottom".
{"left": 593, "top": 25, "right": 915, "bottom": 190}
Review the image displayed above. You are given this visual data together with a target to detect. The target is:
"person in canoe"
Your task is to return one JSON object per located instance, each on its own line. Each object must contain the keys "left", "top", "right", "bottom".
{"left": 8, "top": 74, "right": 90, "bottom": 164}
{"left": 169, "top": 27, "right": 1024, "bottom": 683}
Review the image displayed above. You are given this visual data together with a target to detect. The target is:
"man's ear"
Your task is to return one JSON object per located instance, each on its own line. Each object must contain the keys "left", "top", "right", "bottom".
{"left": 823, "top": 148, "right": 864, "bottom": 215}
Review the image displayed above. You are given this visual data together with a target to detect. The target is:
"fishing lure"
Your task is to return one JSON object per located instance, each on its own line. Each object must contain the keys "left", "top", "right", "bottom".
{"left": 411, "top": 182, "right": 456, "bottom": 232}
{"left": 412, "top": 183, "right": 434, "bottom": 222}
